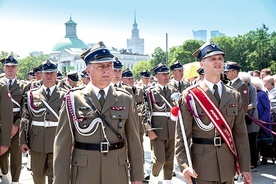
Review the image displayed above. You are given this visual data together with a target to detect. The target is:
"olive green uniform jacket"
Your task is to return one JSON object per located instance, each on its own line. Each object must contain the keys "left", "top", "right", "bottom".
{"left": 229, "top": 78, "right": 249, "bottom": 114}
{"left": 53, "top": 85, "right": 143, "bottom": 184}
{"left": 19, "top": 86, "right": 66, "bottom": 153}
{"left": 0, "top": 83, "right": 13, "bottom": 147}
{"left": 175, "top": 82, "right": 250, "bottom": 182}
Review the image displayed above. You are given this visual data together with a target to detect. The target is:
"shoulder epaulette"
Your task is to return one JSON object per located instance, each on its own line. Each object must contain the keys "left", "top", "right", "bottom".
{"left": 58, "top": 87, "right": 68, "bottom": 93}
{"left": 69, "top": 85, "right": 86, "bottom": 92}
{"left": 122, "top": 82, "right": 131, "bottom": 87}
{"left": 30, "top": 86, "right": 40, "bottom": 91}
{"left": 224, "top": 84, "right": 235, "bottom": 90}
{"left": 116, "top": 87, "right": 131, "bottom": 96}
{"left": 145, "top": 85, "right": 155, "bottom": 92}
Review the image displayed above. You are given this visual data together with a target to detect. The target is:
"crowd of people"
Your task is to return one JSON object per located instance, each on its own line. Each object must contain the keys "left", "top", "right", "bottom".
{"left": 0, "top": 40, "right": 275, "bottom": 184}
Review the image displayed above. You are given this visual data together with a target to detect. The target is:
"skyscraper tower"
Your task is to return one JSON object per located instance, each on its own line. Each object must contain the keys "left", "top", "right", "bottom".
{"left": 127, "top": 11, "right": 144, "bottom": 54}
{"left": 192, "top": 30, "right": 207, "bottom": 42}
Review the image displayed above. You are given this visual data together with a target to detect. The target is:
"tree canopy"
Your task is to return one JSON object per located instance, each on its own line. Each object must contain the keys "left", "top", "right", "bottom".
{"left": 17, "top": 54, "right": 48, "bottom": 79}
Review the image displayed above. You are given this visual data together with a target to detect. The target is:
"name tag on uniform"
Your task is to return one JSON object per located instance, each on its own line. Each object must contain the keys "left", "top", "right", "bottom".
{"left": 111, "top": 106, "right": 126, "bottom": 111}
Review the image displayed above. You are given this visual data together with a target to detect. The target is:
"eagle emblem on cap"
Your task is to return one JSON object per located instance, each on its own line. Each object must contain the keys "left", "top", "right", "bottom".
{"left": 8, "top": 55, "right": 14, "bottom": 61}
{"left": 46, "top": 60, "right": 51, "bottom": 66}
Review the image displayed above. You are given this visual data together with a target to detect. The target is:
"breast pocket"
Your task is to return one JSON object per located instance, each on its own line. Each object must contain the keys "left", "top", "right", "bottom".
{"left": 110, "top": 110, "right": 127, "bottom": 120}
{"left": 110, "top": 110, "right": 127, "bottom": 133}
{"left": 226, "top": 107, "right": 238, "bottom": 116}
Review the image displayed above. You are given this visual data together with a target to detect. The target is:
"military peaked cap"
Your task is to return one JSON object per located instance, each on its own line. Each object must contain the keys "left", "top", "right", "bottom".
{"left": 81, "top": 70, "right": 89, "bottom": 78}
{"left": 122, "top": 68, "right": 133, "bottom": 78}
{"left": 81, "top": 41, "right": 115, "bottom": 65}
{"left": 67, "top": 71, "right": 79, "bottom": 82}
{"left": 41, "top": 59, "right": 57, "bottom": 72}
{"left": 193, "top": 40, "right": 225, "bottom": 61}
{"left": 1, "top": 55, "right": 18, "bottom": 65}
{"left": 113, "top": 57, "right": 123, "bottom": 70}
{"left": 140, "top": 70, "right": 151, "bottom": 78}
{"left": 224, "top": 61, "right": 242, "bottom": 72}
{"left": 169, "top": 60, "right": 183, "bottom": 71}
{"left": 152, "top": 62, "right": 169, "bottom": 75}
{"left": 197, "top": 68, "right": 205, "bottom": 75}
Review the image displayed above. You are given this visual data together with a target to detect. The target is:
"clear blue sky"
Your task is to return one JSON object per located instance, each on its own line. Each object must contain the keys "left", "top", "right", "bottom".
{"left": 0, "top": 0, "right": 275, "bottom": 58}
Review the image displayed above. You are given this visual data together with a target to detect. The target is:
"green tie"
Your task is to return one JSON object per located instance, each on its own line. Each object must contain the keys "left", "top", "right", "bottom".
{"left": 9, "top": 79, "right": 12, "bottom": 90}
{"left": 163, "top": 86, "right": 167, "bottom": 96}
{"left": 213, "top": 84, "right": 220, "bottom": 104}
{"left": 99, "top": 90, "right": 105, "bottom": 107}
{"left": 46, "top": 88, "right": 51, "bottom": 100}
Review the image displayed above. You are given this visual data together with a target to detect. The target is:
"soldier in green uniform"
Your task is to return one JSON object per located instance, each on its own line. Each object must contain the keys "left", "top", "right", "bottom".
{"left": 0, "top": 55, "right": 29, "bottom": 184}
{"left": 80, "top": 69, "right": 90, "bottom": 85}
{"left": 56, "top": 71, "right": 63, "bottom": 80}
{"left": 65, "top": 71, "right": 79, "bottom": 89}
{"left": 19, "top": 59, "right": 66, "bottom": 184}
{"left": 111, "top": 58, "right": 125, "bottom": 87}
{"left": 224, "top": 61, "right": 249, "bottom": 114}
{"left": 33, "top": 65, "right": 42, "bottom": 81}
{"left": 136, "top": 69, "right": 152, "bottom": 181}
{"left": 0, "top": 77, "right": 13, "bottom": 183}
{"left": 29, "top": 64, "right": 43, "bottom": 89}
{"left": 27, "top": 71, "right": 35, "bottom": 81}
{"left": 142, "top": 62, "right": 178, "bottom": 184}
{"left": 140, "top": 70, "right": 151, "bottom": 88}
{"left": 122, "top": 68, "right": 135, "bottom": 87}
{"left": 53, "top": 43, "right": 143, "bottom": 184}
{"left": 169, "top": 61, "right": 190, "bottom": 93}
{"left": 175, "top": 41, "right": 252, "bottom": 184}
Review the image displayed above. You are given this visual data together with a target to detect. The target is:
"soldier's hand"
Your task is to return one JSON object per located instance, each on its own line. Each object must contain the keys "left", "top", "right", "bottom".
{"left": 0, "top": 145, "right": 9, "bottom": 155}
{"left": 20, "top": 144, "right": 30, "bottom": 153}
{"left": 242, "top": 171, "right": 252, "bottom": 184}
{"left": 131, "top": 181, "right": 142, "bottom": 184}
{"left": 11, "top": 125, "right": 19, "bottom": 137}
{"left": 182, "top": 167, "right": 198, "bottom": 184}
{"left": 148, "top": 131, "right": 157, "bottom": 140}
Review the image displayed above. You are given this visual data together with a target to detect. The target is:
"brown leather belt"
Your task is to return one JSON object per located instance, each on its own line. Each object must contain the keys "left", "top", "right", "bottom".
{"left": 74, "top": 141, "right": 125, "bottom": 153}
{"left": 192, "top": 137, "right": 225, "bottom": 147}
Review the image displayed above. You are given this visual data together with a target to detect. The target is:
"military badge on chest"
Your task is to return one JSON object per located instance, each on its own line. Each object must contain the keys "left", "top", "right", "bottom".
{"left": 78, "top": 106, "right": 98, "bottom": 129}
{"left": 111, "top": 106, "right": 127, "bottom": 129}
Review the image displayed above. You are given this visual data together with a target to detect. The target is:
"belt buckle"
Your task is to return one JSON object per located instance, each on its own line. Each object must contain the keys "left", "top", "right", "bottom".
{"left": 214, "top": 137, "right": 221, "bottom": 147}
{"left": 44, "top": 121, "right": 50, "bottom": 127}
{"left": 100, "top": 142, "right": 109, "bottom": 153}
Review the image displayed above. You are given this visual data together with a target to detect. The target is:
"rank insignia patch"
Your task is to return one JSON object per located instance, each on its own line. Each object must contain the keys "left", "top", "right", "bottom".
{"left": 111, "top": 106, "right": 126, "bottom": 111}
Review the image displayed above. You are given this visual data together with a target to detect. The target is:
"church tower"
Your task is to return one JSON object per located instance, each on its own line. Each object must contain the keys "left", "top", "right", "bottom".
{"left": 127, "top": 11, "right": 144, "bottom": 54}
{"left": 65, "top": 16, "right": 77, "bottom": 38}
